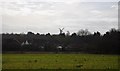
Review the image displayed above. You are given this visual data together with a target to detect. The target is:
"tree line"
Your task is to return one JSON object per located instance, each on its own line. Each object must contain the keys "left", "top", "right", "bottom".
{"left": 2, "top": 28, "right": 120, "bottom": 54}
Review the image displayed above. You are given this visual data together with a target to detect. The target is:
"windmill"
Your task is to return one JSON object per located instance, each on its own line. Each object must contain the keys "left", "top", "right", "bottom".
{"left": 59, "top": 28, "right": 64, "bottom": 34}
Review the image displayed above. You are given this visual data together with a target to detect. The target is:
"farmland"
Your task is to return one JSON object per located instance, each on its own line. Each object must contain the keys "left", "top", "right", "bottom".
{"left": 2, "top": 53, "right": 119, "bottom": 70}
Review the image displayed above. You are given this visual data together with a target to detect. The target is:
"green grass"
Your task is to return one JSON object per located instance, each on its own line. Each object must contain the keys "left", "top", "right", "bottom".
{"left": 2, "top": 54, "right": 119, "bottom": 69}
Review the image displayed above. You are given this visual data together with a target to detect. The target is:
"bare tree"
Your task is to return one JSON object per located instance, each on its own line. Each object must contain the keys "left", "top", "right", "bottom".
{"left": 77, "top": 29, "right": 91, "bottom": 36}
{"left": 66, "top": 31, "right": 70, "bottom": 36}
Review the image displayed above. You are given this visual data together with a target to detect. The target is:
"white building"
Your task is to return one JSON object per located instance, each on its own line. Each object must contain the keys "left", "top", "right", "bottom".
{"left": 57, "top": 46, "right": 63, "bottom": 49}
{"left": 21, "top": 40, "right": 31, "bottom": 46}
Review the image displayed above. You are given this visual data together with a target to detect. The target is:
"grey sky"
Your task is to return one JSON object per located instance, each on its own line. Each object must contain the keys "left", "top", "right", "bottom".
{"left": 0, "top": 0, "right": 119, "bottom": 34}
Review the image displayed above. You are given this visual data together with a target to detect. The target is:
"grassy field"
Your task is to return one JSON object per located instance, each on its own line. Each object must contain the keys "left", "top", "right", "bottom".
{"left": 2, "top": 53, "right": 119, "bottom": 69}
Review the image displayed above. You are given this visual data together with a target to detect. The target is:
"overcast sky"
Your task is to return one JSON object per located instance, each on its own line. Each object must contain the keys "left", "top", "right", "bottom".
{"left": 0, "top": 0, "right": 119, "bottom": 34}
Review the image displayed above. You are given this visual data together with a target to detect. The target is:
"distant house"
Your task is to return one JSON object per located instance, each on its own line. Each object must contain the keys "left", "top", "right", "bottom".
{"left": 21, "top": 40, "right": 31, "bottom": 46}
